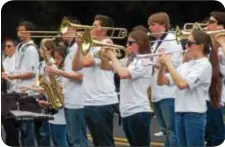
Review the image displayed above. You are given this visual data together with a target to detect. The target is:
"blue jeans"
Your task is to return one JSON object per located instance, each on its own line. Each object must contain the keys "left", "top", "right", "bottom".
{"left": 64, "top": 108, "right": 88, "bottom": 147}
{"left": 122, "top": 112, "right": 152, "bottom": 146}
{"left": 205, "top": 101, "right": 225, "bottom": 146}
{"left": 36, "top": 120, "right": 50, "bottom": 146}
{"left": 20, "top": 121, "right": 35, "bottom": 146}
{"left": 175, "top": 112, "right": 206, "bottom": 147}
{"left": 153, "top": 99, "right": 177, "bottom": 146}
{"left": 85, "top": 104, "right": 117, "bottom": 146}
{"left": 50, "top": 124, "right": 68, "bottom": 146}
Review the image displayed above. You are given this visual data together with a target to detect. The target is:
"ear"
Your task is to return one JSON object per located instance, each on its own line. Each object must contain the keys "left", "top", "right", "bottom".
{"left": 199, "top": 43, "right": 204, "bottom": 50}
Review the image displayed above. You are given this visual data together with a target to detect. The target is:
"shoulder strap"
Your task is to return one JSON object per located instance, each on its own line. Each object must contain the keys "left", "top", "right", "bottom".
{"left": 152, "top": 33, "right": 168, "bottom": 53}
{"left": 18, "top": 43, "right": 38, "bottom": 69}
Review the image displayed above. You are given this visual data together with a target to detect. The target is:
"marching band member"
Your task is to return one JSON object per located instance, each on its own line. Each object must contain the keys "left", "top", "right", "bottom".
{"left": 2, "top": 21, "right": 40, "bottom": 146}
{"left": 157, "top": 30, "right": 221, "bottom": 146}
{"left": 2, "top": 38, "right": 17, "bottom": 92}
{"left": 72, "top": 14, "right": 118, "bottom": 146}
{"left": 1, "top": 38, "right": 19, "bottom": 146}
{"left": 49, "top": 47, "right": 68, "bottom": 146}
{"left": 148, "top": 12, "right": 183, "bottom": 146}
{"left": 37, "top": 42, "right": 69, "bottom": 146}
{"left": 205, "top": 11, "right": 225, "bottom": 146}
{"left": 101, "top": 29, "right": 153, "bottom": 146}
{"left": 45, "top": 17, "right": 88, "bottom": 147}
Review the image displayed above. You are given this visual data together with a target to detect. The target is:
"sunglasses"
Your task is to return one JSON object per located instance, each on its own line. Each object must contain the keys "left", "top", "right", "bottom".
{"left": 5, "top": 45, "right": 13, "bottom": 48}
{"left": 186, "top": 40, "right": 200, "bottom": 47}
{"left": 127, "top": 40, "right": 137, "bottom": 46}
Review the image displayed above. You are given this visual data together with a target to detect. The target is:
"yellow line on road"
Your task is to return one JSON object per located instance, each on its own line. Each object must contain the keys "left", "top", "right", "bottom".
{"left": 87, "top": 134, "right": 164, "bottom": 146}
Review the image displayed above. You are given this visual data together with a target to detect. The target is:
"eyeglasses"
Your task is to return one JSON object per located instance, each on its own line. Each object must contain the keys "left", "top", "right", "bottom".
{"left": 186, "top": 40, "right": 199, "bottom": 47}
{"left": 5, "top": 45, "right": 13, "bottom": 48}
{"left": 127, "top": 40, "right": 137, "bottom": 46}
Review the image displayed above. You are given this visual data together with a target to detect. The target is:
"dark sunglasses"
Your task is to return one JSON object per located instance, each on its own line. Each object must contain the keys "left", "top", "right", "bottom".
{"left": 186, "top": 40, "right": 199, "bottom": 47}
{"left": 5, "top": 45, "right": 13, "bottom": 48}
{"left": 127, "top": 40, "right": 137, "bottom": 46}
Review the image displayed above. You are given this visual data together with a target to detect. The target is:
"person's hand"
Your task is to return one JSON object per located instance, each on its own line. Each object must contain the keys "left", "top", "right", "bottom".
{"left": 1, "top": 72, "right": 8, "bottom": 79}
{"left": 38, "top": 100, "right": 51, "bottom": 109}
{"left": 45, "top": 65, "right": 59, "bottom": 76}
{"left": 101, "top": 48, "right": 116, "bottom": 60}
{"left": 159, "top": 54, "right": 172, "bottom": 67}
{"left": 18, "top": 86, "right": 30, "bottom": 93}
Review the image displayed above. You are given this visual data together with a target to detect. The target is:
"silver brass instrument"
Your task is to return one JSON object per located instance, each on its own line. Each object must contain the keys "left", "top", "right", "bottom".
{"left": 39, "top": 38, "right": 64, "bottom": 110}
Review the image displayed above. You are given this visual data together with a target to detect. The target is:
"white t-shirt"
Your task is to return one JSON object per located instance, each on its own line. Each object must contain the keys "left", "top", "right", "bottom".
{"left": 3, "top": 54, "right": 16, "bottom": 74}
{"left": 3, "top": 54, "right": 16, "bottom": 92}
{"left": 120, "top": 58, "right": 153, "bottom": 117}
{"left": 63, "top": 43, "right": 84, "bottom": 109}
{"left": 13, "top": 40, "right": 39, "bottom": 92}
{"left": 219, "top": 47, "right": 225, "bottom": 104}
{"left": 166, "top": 57, "right": 212, "bottom": 113}
{"left": 82, "top": 39, "right": 118, "bottom": 106}
{"left": 151, "top": 33, "right": 183, "bottom": 102}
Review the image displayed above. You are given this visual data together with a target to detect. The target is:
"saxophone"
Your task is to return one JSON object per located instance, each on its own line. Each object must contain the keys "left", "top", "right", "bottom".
{"left": 39, "top": 38, "right": 64, "bottom": 110}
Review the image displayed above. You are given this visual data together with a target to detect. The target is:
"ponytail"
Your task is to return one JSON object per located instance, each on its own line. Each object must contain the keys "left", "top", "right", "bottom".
{"left": 209, "top": 37, "right": 222, "bottom": 108}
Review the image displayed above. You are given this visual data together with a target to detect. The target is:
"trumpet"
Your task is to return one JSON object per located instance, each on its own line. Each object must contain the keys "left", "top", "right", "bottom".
{"left": 93, "top": 45, "right": 126, "bottom": 60}
{"left": 135, "top": 50, "right": 186, "bottom": 59}
{"left": 60, "top": 17, "right": 127, "bottom": 39}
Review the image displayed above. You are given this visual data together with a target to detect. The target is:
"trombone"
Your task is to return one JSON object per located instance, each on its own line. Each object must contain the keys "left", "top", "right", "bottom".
{"left": 80, "top": 30, "right": 126, "bottom": 57}
{"left": 183, "top": 22, "right": 207, "bottom": 31}
{"left": 60, "top": 17, "right": 127, "bottom": 39}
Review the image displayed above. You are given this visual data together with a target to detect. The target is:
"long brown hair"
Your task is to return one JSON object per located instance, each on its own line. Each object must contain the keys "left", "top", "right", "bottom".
{"left": 43, "top": 40, "right": 56, "bottom": 57}
{"left": 129, "top": 30, "right": 151, "bottom": 54}
{"left": 54, "top": 47, "right": 66, "bottom": 69}
{"left": 192, "top": 30, "right": 222, "bottom": 108}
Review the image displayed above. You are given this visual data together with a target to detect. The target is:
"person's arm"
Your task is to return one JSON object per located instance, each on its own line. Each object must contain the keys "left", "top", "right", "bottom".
{"left": 6, "top": 72, "right": 34, "bottom": 80}
{"left": 7, "top": 46, "right": 39, "bottom": 80}
{"left": 100, "top": 59, "right": 114, "bottom": 70}
{"left": 220, "top": 43, "right": 225, "bottom": 56}
{"left": 45, "top": 65, "right": 83, "bottom": 81}
{"left": 160, "top": 54, "right": 188, "bottom": 89}
{"left": 157, "top": 64, "right": 170, "bottom": 86}
{"left": 110, "top": 54, "right": 131, "bottom": 79}
{"left": 72, "top": 43, "right": 95, "bottom": 71}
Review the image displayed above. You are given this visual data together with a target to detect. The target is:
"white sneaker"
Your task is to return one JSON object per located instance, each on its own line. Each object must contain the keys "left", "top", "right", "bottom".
{"left": 154, "top": 131, "right": 164, "bottom": 137}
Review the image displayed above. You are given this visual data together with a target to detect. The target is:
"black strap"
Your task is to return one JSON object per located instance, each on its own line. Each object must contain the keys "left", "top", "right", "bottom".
{"left": 66, "top": 39, "right": 76, "bottom": 55}
{"left": 152, "top": 33, "right": 168, "bottom": 76}
{"left": 152, "top": 33, "right": 168, "bottom": 53}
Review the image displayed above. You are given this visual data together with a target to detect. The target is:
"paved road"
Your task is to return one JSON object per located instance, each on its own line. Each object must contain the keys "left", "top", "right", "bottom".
{"left": 1, "top": 114, "right": 164, "bottom": 147}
